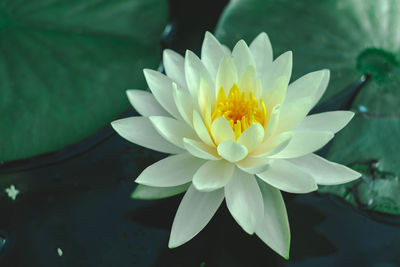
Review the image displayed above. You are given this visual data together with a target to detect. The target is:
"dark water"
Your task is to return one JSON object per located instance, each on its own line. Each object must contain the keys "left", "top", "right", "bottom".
{"left": 1, "top": 0, "right": 399, "bottom": 266}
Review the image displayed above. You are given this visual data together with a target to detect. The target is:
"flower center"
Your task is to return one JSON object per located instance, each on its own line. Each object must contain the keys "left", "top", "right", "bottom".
{"left": 211, "top": 84, "right": 266, "bottom": 139}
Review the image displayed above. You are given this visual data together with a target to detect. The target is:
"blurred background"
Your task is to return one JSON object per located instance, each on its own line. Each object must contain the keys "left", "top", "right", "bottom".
{"left": 0, "top": 0, "right": 399, "bottom": 266}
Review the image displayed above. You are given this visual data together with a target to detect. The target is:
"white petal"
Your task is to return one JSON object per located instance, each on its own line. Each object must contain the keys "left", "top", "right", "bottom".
{"left": 225, "top": 168, "right": 264, "bottom": 234}
{"left": 211, "top": 117, "right": 235, "bottom": 145}
{"left": 284, "top": 69, "right": 328, "bottom": 105}
{"left": 237, "top": 123, "right": 264, "bottom": 152}
{"left": 264, "top": 104, "right": 281, "bottom": 140}
{"left": 131, "top": 183, "right": 190, "bottom": 200}
{"left": 271, "top": 131, "right": 334, "bottom": 159}
{"left": 143, "top": 69, "right": 181, "bottom": 119}
{"left": 169, "top": 185, "right": 224, "bottom": 248}
{"left": 172, "top": 84, "right": 194, "bottom": 126}
{"left": 252, "top": 132, "right": 292, "bottom": 158}
{"left": 274, "top": 96, "right": 314, "bottom": 134}
{"left": 183, "top": 138, "right": 220, "bottom": 160}
{"left": 135, "top": 153, "right": 204, "bottom": 187}
{"left": 256, "top": 179, "right": 290, "bottom": 259}
{"left": 185, "top": 50, "right": 214, "bottom": 99}
{"left": 201, "top": 31, "right": 226, "bottom": 82}
{"left": 126, "top": 90, "right": 169, "bottom": 117}
{"left": 262, "top": 77, "right": 288, "bottom": 117}
{"left": 312, "top": 69, "right": 330, "bottom": 107}
{"left": 262, "top": 51, "right": 292, "bottom": 91}
{"left": 221, "top": 44, "right": 231, "bottom": 56}
{"left": 237, "top": 156, "right": 272, "bottom": 175}
{"left": 111, "top": 117, "right": 183, "bottom": 154}
{"left": 216, "top": 55, "right": 238, "bottom": 96}
{"left": 288, "top": 153, "right": 361, "bottom": 185}
{"left": 295, "top": 111, "right": 355, "bottom": 133}
{"left": 150, "top": 116, "right": 198, "bottom": 148}
{"left": 193, "top": 160, "right": 235, "bottom": 191}
{"left": 193, "top": 110, "right": 215, "bottom": 147}
{"left": 257, "top": 159, "right": 317, "bottom": 193}
{"left": 232, "top": 40, "right": 256, "bottom": 76}
{"left": 217, "top": 140, "right": 248, "bottom": 163}
{"left": 238, "top": 65, "right": 260, "bottom": 97}
{"left": 250, "top": 32, "right": 273, "bottom": 78}
{"left": 198, "top": 77, "right": 213, "bottom": 124}
{"left": 163, "top": 49, "right": 187, "bottom": 89}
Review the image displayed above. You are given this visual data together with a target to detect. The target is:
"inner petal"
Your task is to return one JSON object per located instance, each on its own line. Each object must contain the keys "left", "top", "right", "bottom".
{"left": 211, "top": 84, "right": 266, "bottom": 140}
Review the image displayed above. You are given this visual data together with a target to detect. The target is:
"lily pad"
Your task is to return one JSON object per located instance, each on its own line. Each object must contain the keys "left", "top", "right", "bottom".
{"left": 215, "top": 0, "right": 400, "bottom": 215}
{"left": 0, "top": 0, "right": 168, "bottom": 162}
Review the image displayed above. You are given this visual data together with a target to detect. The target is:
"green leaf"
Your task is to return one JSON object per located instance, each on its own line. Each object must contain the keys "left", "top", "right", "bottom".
{"left": 215, "top": 0, "right": 400, "bottom": 215}
{"left": 0, "top": 0, "right": 168, "bottom": 162}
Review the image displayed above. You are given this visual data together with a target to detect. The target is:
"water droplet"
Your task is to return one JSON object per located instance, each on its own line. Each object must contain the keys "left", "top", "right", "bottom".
{"left": 358, "top": 105, "right": 368, "bottom": 113}
{"left": 0, "top": 235, "right": 6, "bottom": 253}
{"left": 57, "top": 247, "right": 63, "bottom": 257}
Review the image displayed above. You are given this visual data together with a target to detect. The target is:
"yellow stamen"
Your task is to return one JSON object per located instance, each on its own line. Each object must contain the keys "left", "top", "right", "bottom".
{"left": 211, "top": 84, "right": 266, "bottom": 139}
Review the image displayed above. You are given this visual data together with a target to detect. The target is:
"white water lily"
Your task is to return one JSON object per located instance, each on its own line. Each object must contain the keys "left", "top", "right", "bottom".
{"left": 111, "top": 32, "right": 361, "bottom": 259}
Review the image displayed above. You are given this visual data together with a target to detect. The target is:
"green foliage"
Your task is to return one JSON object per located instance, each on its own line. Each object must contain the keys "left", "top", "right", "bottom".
{"left": 0, "top": 0, "right": 168, "bottom": 161}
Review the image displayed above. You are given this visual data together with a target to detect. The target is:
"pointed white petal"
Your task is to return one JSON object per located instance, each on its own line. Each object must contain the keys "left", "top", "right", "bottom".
{"left": 217, "top": 140, "right": 248, "bottom": 163}
{"left": 169, "top": 185, "right": 224, "bottom": 248}
{"left": 216, "top": 55, "right": 238, "bottom": 96}
{"left": 225, "top": 168, "right": 264, "bottom": 234}
{"left": 256, "top": 179, "right": 290, "bottom": 259}
{"left": 185, "top": 50, "right": 214, "bottom": 99}
{"left": 250, "top": 32, "right": 273, "bottom": 78}
{"left": 285, "top": 69, "right": 328, "bottom": 105}
{"left": 163, "top": 49, "right": 187, "bottom": 89}
{"left": 111, "top": 117, "right": 183, "bottom": 154}
{"left": 183, "top": 138, "right": 220, "bottom": 160}
{"left": 150, "top": 116, "right": 198, "bottom": 148}
{"left": 232, "top": 40, "right": 256, "bottom": 76}
{"left": 201, "top": 31, "right": 226, "bottom": 82}
{"left": 312, "top": 69, "right": 330, "bottom": 107}
{"left": 252, "top": 132, "right": 292, "bottom": 158}
{"left": 264, "top": 104, "right": 281, "bottom": 140}
{"left": 193, "top": 160, "right": 235, "bottom": 191}
{"left": 238, "top": 65, "right": 260, "bottom": 96}
{"left": 135, "top": 153, "right": 204, "bottom": 187}
{"left": 257, "top": 159, "right": 317, "bottom": 193}
{"left": 131, "top": 183, "right": 190, "bottom": 200}
{"left": 143, "top": 69, "right": 181, "bottom": 119}
{"left": 172, "top": 84, "right": 194, "bottom": 126}
{"left": 271, "top": 131, "right": 334, "bottom": 159}
{"left": 193, "top": 110, "right": 215, "bottom": 147}
{"left": 198, "top": 77, "right": 213, "bottom": 124}
{"left": 262, "top": 77, "right": 288, "bottom": 117}
{"left": 126, "top": 90, "right": 169, "bottom": 117}
{"left": 288, "top": 153, "right": 361, "bottom": 185}
{"left": 262, "top": 51, "right": 292, "bottom": 91}
{"left": 211, "top": 116, "right": 235, "bottom": 145}
{"left": 237, "top": 123, "right": 264, "bottom": 152}
{"left": 274, "top": 96, "right": 314, "bottom": 134}
{"left": 295, "top": 111, "right": 355, "bottom": 133}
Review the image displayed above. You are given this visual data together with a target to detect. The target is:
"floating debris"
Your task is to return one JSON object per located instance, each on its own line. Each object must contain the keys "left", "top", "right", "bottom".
{"left": 358, "top": 105, "right": 368, "bottom": 113}
{"left": 57, "top": 248, "right": 63, "bottom": 257}
{"left": 5, "top": 185, "right": 19, "bottom": 201}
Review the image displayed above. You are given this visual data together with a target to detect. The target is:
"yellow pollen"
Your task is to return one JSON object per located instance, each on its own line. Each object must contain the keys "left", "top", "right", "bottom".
{"left": 211, "top": 84, "right": 266, "bottom": 139}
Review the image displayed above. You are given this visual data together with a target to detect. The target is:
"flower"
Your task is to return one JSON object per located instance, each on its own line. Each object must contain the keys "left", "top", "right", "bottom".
{"left": 111, "top": 32, "right": 361, "bottom": 259}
